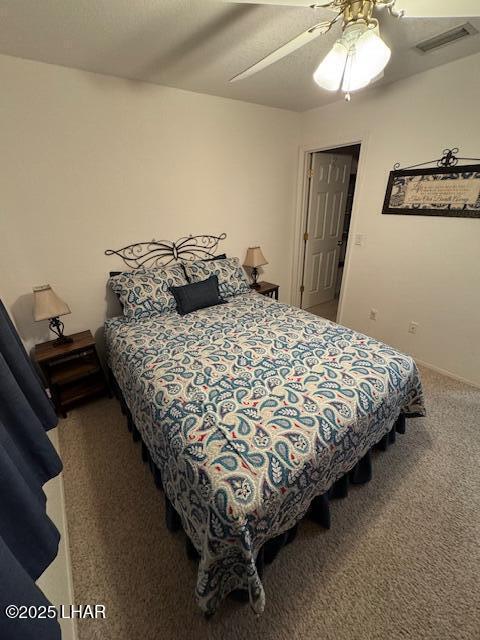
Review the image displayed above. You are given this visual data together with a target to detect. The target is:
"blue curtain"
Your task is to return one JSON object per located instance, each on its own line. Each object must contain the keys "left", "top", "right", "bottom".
{"left": 0, "top": 300, "right": 62, "bottom": 640}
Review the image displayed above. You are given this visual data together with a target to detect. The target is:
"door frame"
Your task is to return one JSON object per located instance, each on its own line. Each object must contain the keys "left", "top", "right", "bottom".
{"left": 290, "top": 133, "right": 369, "bottom": 324}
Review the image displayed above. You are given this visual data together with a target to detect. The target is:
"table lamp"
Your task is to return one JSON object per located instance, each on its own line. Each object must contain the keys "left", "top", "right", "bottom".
{"left": 33, "top": 285, "right": 73, "bottom": 345}
{"left": 243, "top": 246, "right": 268, "bottom": 289}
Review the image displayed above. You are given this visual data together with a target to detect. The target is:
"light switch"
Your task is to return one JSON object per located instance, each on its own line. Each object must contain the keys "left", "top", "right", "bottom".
{"left": 354, "top": 234, "right": 364, "bottom": 246}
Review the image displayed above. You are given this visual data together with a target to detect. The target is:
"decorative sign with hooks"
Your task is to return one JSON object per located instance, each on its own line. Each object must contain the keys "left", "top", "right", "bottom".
{"left": 383, "top": 148, "right": 480, "bottom": 219}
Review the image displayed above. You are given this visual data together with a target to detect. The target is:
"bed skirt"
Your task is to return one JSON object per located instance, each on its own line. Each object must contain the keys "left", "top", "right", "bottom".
{"left": 108, "top": 368, "right": 411, "bottom": 611}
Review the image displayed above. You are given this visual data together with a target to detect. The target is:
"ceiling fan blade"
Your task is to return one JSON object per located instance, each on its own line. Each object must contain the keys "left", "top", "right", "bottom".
{"left": 223, "top": 1, "right": 335, "bottom": 8}
{"left": 230, "top": 21, "right": 333, "bottom": 82}
{"left": 395, "top": 0, "right": 480, "bottom": 18}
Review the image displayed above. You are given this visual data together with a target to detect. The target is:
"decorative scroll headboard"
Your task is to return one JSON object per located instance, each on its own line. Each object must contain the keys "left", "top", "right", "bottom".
{"left": 105, "top": 233, "right": 227, "bottom": 273}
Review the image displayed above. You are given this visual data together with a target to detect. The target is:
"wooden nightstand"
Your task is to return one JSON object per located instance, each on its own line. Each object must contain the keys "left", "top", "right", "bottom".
{"left": 34, "top": 330, "right": 109, "bottom": 418}
{"left": 251, "top": 281, "right": 279, "bottom": 300}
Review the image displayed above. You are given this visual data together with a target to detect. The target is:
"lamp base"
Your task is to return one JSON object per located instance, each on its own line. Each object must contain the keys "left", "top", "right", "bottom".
{"left": 49, "top": 316, "right": 73, "bottom": 346}
{"left": 251, "top": 266, "right": 260, "bottom": 288}
{"left": 52, "top": 335, "right": 74, "bottom": 347}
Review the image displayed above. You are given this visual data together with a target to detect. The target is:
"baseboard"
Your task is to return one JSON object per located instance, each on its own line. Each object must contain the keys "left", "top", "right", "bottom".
{"left": 57, "top": 441, "right": 78, "bottom": 640}
{"left": 414, "top": 358, "right": 480, "bottom": 390}
{"left": 37, "top": 428, "right": 78, "bottom": 640}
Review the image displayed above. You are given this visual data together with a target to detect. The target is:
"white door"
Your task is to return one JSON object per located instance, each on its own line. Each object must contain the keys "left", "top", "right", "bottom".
{"left": 302, "top": 152, "right": 352, "bottom": 308}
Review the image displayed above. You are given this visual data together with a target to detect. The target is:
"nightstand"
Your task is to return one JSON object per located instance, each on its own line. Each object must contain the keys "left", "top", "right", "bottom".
{"left": 34, "top": 330, "right": 109, "bottom": 418}
{"left": 251, "top": 281, "right": 279, "bottom": 300}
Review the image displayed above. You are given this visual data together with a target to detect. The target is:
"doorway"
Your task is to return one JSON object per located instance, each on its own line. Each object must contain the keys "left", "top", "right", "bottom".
{"left": 300, "top": 144, "right": 361, "bottom": 322}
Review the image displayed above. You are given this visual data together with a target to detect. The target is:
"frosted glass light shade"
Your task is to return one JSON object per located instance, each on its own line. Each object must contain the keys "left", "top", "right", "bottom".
{"left": 313, "top": 22, "right": 391, "bottom": 94}
{"left": 313, "top": 41, "right": 348, "bottom": 91}
{"left": 33, "top": 285, "right": 71, "bottom": 321}
{"left": 243, "top": 246, "right": 268, "bottom": 268}
{"left": 342, "top": 27, "right": 391, "bottom": 92}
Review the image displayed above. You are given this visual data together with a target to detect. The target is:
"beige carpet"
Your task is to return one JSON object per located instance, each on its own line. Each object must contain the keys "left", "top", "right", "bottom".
{"left": 58, "top": 366, "right": 480, "bottom": 640}
{"left": 307, "top": 298, "right": 339, "bottom": 322}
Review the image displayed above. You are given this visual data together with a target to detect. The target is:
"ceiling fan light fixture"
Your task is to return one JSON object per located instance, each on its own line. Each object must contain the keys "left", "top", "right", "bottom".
{"left": 314, "top": 22, "right": 391, "bottom": 95}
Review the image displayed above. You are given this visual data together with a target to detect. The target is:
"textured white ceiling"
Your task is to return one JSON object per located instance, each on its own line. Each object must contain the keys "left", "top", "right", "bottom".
{"left": 0, "top": 0, "right": 479, "bottom": 111}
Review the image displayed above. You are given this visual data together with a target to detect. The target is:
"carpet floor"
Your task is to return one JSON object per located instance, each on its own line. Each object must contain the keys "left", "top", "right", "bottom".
{"left": 307, "top": 298, "right": 339, "bottom": 322}
{"left": 58, "top": 366, "right": 480, "bottom": 640}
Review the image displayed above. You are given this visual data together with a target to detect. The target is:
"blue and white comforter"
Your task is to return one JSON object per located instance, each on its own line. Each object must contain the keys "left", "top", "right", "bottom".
{"left": 105, "top": 292, "right": 425, "bottom": 614}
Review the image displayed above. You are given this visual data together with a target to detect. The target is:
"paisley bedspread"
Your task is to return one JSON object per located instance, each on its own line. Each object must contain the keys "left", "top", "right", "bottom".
{"left": 105, "top": 292, "right": 425, "bottom": 614}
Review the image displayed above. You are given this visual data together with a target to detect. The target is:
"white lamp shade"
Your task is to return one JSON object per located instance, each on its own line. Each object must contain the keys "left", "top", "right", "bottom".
{"left": 33, "top": 285, "right": 71, "bottom": 321}
{"left": 243, "top": 246, "right": 268, "bottom": 268}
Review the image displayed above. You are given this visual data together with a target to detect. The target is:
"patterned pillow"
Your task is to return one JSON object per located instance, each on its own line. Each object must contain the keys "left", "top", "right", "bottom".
{"left": 108, "top": 264, "right": 187, "bottom": 319}
{"left": 184, "top": 257, "right": 250, "bottom": 299}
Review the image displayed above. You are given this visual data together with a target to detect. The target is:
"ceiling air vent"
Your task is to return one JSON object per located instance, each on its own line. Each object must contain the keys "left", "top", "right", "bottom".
{"left": 415, "top": 23, "right": 478, "bottom": 53}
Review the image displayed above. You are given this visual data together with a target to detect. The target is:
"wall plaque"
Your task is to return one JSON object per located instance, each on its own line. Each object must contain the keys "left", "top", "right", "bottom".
{"left": 383, "top": 149, "right": 480, "bottom": 219}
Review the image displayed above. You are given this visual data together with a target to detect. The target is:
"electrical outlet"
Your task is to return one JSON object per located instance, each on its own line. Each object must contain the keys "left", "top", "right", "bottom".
{"left": 369, "top": 308, "right": 378, "bottom": 321}
{"left": 408, "top": 321, "right": 419, "bottom": 334}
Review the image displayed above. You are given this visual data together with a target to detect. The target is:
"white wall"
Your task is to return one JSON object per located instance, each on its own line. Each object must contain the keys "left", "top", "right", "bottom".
{"left": 0, "top": 54, "right": 299, "bottom": 352}
{"left": 1, "top": 51, "right": 478, "bottom": 388}
{"left": 300, "top": 52, "right": 480, "bottom": 387}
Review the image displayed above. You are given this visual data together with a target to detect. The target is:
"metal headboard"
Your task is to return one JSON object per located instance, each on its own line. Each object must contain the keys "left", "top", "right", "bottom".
{"left": 105, "top": 233, "right": 227, "bottom": 271}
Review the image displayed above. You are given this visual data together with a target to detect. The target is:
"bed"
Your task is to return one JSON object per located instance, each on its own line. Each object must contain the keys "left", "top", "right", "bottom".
{"left": 104, "top": 235, "right": 425, "bottom": 615}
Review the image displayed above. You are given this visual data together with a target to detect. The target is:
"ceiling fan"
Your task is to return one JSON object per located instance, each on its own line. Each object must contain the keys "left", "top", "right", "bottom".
{"left": 224, "top": 1, "right": 479, "bottom": 100}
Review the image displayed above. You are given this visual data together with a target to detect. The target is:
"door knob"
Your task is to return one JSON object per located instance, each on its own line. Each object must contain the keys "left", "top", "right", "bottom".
{"left": 337, "top": 240, "right": 343, "bottom": 246}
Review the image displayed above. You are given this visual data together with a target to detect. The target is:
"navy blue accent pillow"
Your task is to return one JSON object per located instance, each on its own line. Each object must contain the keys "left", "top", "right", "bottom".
{"left": 169, "top": 275, "right": 225, "bottom": 316}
